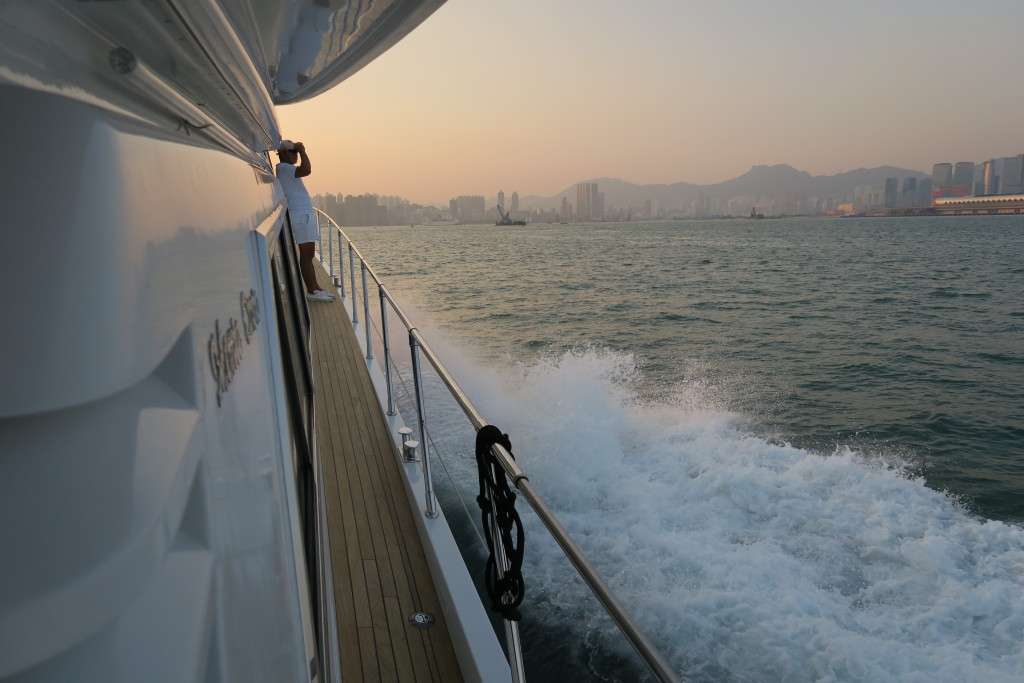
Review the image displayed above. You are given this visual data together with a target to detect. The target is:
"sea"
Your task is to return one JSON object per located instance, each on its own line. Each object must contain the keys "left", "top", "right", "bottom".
{"left": 337, "top": 216, "right": 1024, "bottom": 682}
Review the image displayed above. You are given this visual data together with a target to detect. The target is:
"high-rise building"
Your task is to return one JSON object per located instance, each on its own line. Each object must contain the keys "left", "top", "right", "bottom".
{"left": 560, "top": 196, "right": 570, "bottom": 221}
{"left": 510, "top": 191, "right": 519, "bottom": 218}
{"left": 982, "top": 160, "right": 997, "bottom": 195}
{"left": 451, "top": 195, "right": 486, "bottom": 223}
{"left": 932, "top": 163, "right": 953, "bottom": 187}
{"left": 953, "top": 162, "right": 975, "bottom": 193}
{"left": 884, "top": 178, "right": 899, "bottom": 208}
{"left": 1000, "top": 154, "right": 1024, "bottom": 195}
{"left": 932, "top": 162, "right": 970, "bottom": 202}
{"left": 343, "top": 193, "right": 380, "bottom": 226}
{"left": 900, "top": 177, "right": 917, "bottom": 207}
{"left": 915, "top": 177, "right": 933, "bottom": 207}
{"left": 313, "top": 192, "right": 344, "bottom": 223}
{"left": 576, "top": 182, "right": 599, "bottom": 220}
{"left": 575, "top": 183, "right": 588, "bottom": 220}
{"left": 497, "top": 190, "right": 505, "bottom": 211}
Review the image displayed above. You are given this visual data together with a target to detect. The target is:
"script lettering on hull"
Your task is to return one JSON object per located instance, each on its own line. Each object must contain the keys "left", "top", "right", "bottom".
{"left": 209, "top": 289, "right": 261, "bottom": 407}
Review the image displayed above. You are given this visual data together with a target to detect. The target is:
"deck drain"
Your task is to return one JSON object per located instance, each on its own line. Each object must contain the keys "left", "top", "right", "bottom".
{"left": 408, "top": 612, "right": 436, "bottom": 629}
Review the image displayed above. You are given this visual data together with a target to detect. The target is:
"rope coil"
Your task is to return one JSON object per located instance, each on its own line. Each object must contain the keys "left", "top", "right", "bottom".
{"left": 475, "top": 425, "right": 526, "bottom": 621}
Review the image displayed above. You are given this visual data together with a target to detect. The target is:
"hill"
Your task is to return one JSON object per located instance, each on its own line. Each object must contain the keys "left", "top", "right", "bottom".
{"left": 510, "top": 164, "right": 927, "bottom": 212}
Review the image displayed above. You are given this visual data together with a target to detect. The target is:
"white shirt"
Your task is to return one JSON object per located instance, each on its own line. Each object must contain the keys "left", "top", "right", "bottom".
{"left": 275, "top": 162, "right": 313, "bottom": 215}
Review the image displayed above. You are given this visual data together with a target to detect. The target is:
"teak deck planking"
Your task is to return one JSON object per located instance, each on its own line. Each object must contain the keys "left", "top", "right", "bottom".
{"left": 306, "top": 266, "right": 463, "bottom": 682}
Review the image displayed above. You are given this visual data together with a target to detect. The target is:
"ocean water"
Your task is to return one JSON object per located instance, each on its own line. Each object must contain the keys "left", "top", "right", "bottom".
{"left": 339, "top": 217, "right": 1024, "bottom": 682}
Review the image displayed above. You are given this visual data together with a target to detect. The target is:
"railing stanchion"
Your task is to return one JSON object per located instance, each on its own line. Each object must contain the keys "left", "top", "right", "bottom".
{"left": 409, "top": 331, "right": 438, "bottom": 518}
{"left": 489, "top": 499, "right": 525, "bottom": 681}
{"left": 380, "top": 286, "right": 396, "bottom": 415}
{"left": 361, "top": 262, "right": 373, "bottom": 360}
{"left": 327, "top": 216, "right": 334, "bottom": 282}
{"left": 315, "top": 212, "right": 321, "bottom": 257}
{"left": 348, "top": 243, "right": 358, "bottom": 323}
{"left": 313, "top": 209, "right": 344, "bottom": 291}
{"left": 336, "top": 228, "right": 345, "bottom": 294}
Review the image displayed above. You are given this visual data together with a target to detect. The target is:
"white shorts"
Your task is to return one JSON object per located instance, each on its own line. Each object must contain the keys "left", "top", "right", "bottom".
{"left": 290, "top": 210, "right": 318, "bottom": 244}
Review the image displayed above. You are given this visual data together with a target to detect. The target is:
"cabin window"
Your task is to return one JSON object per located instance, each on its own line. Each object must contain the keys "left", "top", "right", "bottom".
{"left": 268, "top": 216, "right": 324, "bottom": 657}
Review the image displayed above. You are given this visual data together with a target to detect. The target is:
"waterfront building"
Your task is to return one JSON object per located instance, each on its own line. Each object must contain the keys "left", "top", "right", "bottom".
{"left": 1001, "top": 154, "right": 1024, "bottom": 195}
{"left": 915, "top": 178, "right": 933, "bottom": 207}
{"left": 953, "top": 162, "right": 975, "bottom": 193}
{"left": 932, "top": 162, "right": 953, "bottom": 187}
{"left": 510, "top": 191, "right": 519, "bottom": 218}
{"left": 933, "top": 194, "right": 1024, "bottom": 214}
{"left": 900, "top": 177, "right": 917, "bottom": 207}
{"left": 313, "top": 192, "right": 343, "bottom": 223}
{"left": 497, "top": 190, "right": 505, "bottom": 213}
{"left": 575, "top": 183, "right": 589, "bottom": 220}
{"left": 343, "top": 193, "right": 382, "bottom": 226}
{"left": 576, "top": 182, "right": 599, "bottom": 220}
{"left": 450, "top": 195, "right": 486, "bottom": 223}
{"left": 982, "top": 160, "right": 997, "bottom": 195}
{"left": 931, "top": 161, "right": 969, "bottom": 203}
{"left": 884, "top": 178, "right": 898, "bottom": 208}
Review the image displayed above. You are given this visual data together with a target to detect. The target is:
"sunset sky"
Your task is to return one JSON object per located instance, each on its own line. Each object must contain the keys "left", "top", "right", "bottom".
{"left": 276, "top": 0, "right": 1024, "bottom": 206}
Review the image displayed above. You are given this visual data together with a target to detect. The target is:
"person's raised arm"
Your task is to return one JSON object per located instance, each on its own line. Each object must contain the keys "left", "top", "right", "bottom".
{"left": 295, "top": 141, "right": 311, "bottom": 177}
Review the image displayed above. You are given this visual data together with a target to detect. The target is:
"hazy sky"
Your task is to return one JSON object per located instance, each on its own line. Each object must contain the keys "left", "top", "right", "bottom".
{"left": 276, "top": 0, "right": 1024, "bottom": 205}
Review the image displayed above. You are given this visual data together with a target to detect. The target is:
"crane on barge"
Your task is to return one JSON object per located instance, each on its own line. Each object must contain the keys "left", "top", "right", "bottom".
{"left": 496, "top": 204, "right": 526, "bottom": 226}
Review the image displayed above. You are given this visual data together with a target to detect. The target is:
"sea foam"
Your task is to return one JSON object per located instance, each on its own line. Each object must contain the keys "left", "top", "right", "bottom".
{"left": 407, "top": 319, "right": 1024, "bottom": 682}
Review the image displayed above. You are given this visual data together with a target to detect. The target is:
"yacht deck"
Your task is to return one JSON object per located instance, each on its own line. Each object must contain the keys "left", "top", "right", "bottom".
{"left": 308, "top": 268, "right": 463, "bottom": 682}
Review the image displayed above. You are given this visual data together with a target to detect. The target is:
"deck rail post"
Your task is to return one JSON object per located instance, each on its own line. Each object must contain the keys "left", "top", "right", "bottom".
{"left": 348, "top": 243, "right": 358, "bottom": 324}
{"left": 326, "top": 215, "right": 334, "bottom": 282}
{"left": 409, "top": 331, "right": 439, "bottom": 518}
{"left": 380, "top": 286, "right": 396, "bottom": 415}
{"left": 336, "top": 227, "right": 345, "bottom": 294}
{"left": 312, "top": 209, "right": 344, "bottom": 292}
{"left": 361, "top": 262, "right": 373, "bottom": 360}
{"left": 315, "top": 212, "right": 322, "bottom": 259}
{"left": 488, "top": 499, "right": 526, "bottom": 681}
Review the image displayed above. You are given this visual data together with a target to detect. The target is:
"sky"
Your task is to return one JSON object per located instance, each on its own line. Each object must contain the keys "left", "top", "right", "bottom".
{"left": 276, "top": 0, "right": 1024, "bottom": 206}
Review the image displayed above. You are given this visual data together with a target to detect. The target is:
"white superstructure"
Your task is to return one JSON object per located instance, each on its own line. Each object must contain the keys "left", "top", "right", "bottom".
{"left": 0, "top": 2, "right": 459, "bottom": 681}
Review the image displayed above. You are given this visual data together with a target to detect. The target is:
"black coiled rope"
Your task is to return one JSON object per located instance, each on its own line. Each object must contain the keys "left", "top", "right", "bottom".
{"left": 475, "top": 425, "right": 526, "bottom": 621}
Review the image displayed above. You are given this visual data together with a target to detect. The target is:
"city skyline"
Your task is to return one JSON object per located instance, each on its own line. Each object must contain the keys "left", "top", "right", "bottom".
{"left": 311, "top": 152, "right": 1024, "bottom": 224}
{"left": 276, "top": 0, "right": 1024, "bottom": 206}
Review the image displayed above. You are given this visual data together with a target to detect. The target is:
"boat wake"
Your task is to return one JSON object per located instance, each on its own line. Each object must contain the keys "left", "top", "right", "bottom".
{"left": 418, "top": 326, "right": 1024, "bottom": 682}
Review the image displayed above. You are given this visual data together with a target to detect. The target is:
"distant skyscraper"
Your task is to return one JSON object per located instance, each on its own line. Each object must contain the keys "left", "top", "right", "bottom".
{"left": 560, "top": 196, "right": 570, "bottom": 221}
{"left": 575, "top": 183, "right": 589, "bottom": 220}
{"left": 900, "top": 177, "right": 917, "bottom": 207}
{"left": 931, "top": 162, "right": 970, "bottom": 202}
{"left": 510, "top": 191, "right": 519, "bottom": 217}
{"left": 915, "top": 177, "right": 933, "bottom": 206}
{"left": 343, "top": 193, "right": 380, "bottom": 226}
{"left": 952, "top": 162, "right": 975, "bottom": 193}
{"left": 497, "top": 190, "right": 505, "bottom": 211}
{"left": 576, "top": 182, "right": 598, "bottom": 220}
{"left": 932, "top": 163, "right": 953, "bottom": 187}
{"left": 451, "top": 195, "right": 486, "bottom": 223}
{"left": 884, "top": 178, "right": 898, "bottom": 208}
{"left": 1000, "top": 154, "right": 1024, "bottom": 194}
{"left": 982, "top": 160, "right": 997, "bottom": 195}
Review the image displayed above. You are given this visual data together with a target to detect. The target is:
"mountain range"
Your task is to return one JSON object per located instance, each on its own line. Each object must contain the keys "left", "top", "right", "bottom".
{"left": 506, "top": 164, "right": 928, "bottom": 212}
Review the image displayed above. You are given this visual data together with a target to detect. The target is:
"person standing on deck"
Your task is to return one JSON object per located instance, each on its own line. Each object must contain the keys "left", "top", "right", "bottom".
{"left": 275, "top": 139, "right": 333, "bottom": 301}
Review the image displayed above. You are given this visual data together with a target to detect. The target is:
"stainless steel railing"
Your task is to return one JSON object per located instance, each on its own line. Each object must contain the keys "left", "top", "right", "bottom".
{"left": 312, "top": 209, "right": 681, "bottom": 683}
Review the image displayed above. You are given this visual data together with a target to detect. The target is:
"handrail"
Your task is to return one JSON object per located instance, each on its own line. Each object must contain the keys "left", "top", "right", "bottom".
{"left": 311, "top": 209, "right": 681, "bottom": 683}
